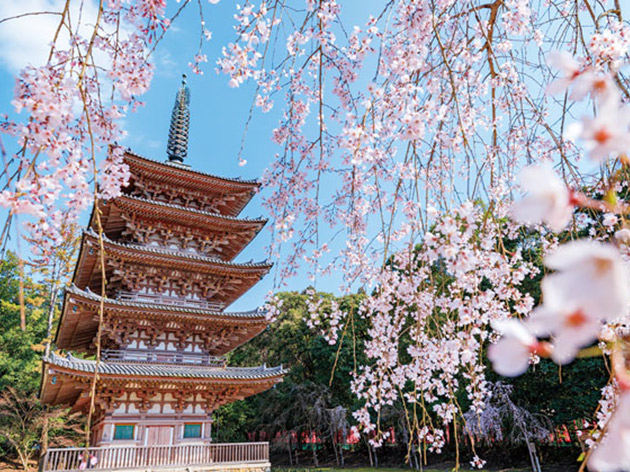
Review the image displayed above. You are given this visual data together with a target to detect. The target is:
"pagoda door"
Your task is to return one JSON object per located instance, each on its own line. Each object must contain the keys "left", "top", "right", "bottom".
{"left": 145, "top": 425, "right": 174, "bottom": 445}
{"left": 145, "top": 426, "right": 175, "bottom": 466}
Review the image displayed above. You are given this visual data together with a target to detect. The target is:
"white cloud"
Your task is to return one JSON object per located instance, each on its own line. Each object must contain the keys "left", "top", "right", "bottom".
{"left": 0, "top": 0, "right": 103, "bottom": 73}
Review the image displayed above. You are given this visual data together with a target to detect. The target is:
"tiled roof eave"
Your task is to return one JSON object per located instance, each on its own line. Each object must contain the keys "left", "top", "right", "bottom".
{"left": 109, "top": 194, "right": 268, "bottom": 226}
{"left": 82, "top": 229, "right": 272, "bottom": 271}
{"left": 44, "top": 353, "right": 286, "bottom": 381}
{"left": 65, "top": 285, "right": 268, "bottom": 321}
{"left": 124, "top": 149, "right": 261, "bottom": 187}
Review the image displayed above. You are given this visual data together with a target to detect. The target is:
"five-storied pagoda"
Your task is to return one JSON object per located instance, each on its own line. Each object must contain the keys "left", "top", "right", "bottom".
{"left": 40, "top": 77, "right": 284, "bottom": 452}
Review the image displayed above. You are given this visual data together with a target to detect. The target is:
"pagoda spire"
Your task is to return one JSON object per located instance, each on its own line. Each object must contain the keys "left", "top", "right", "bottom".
{"left": 167, "top": 74, "right": 190, "bottom": 164}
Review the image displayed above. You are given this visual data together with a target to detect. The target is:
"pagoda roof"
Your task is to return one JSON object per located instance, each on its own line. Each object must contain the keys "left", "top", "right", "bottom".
{"left": 55, "top": 286, "right": 269, "bottom": 354}
{"left": 40, "top": 352, "right": 285, "bottom": 412}
{"left": 124, "top": 149, "right": 261, "bottom": 188}
{"left": 79, "top": 229, "right": 270, "bottom": 269}
{"left": 93, "top": 195, "right": 266, "bottom": 261}
{"left": 73, "top": 231, "right": 271, "bottom": 308}
{"left": 98, "top": 194, "right": 267, "bottom": 227}
{"left": 123, "top": 149, "right": 260, "bottom": 217}
{"left": 74, "top": 229, "right": 271, "bottom": 284}
{"left": 44, "top": 352, "right": 284, "bottom": 380}
{"left": 65, "top": 285, "right": 266, "bottom": 319}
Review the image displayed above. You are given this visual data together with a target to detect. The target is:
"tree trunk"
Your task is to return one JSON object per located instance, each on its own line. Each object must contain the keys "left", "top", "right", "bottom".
{"left": 372, "top": 444, "right": 379, "bottom": 468}
{"left": 40, "top": 414, "right": 50, "bottom": 460}
{"left": 331, "top": 434, "right": 339, "bottom": 465}
{"left": 366, "top": 439, "right": 373, "bottom": 467}
{"left": 16, "top": 447, "right": 31, "bottom": 472}
{"left": 287, "top": 436, "right": 293, "bottom": 466}
{"left": 311, "top": 442, "right": 318, "bottom": 466}
{"left": 44, "top": 289, "right": 57, "bottom": 357}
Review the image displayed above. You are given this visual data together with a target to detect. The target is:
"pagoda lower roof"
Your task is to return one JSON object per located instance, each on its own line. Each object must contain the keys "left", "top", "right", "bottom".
{"left": 55, "top": 286, "right": 269, "bottom": 354}
{"left": 40, "top": 352, "right": 285, "bottom": 412}
{"left": 73, "top": 231, "right": 272, "bottom": 298}
{"left": 65, "top": 285, "right": 267, "bottom": 319}
{"left": 44, "top": 352, "right": 284, "bottom": 380}
{"left": 123, "top": 149, "right": 260, "bottom": 217}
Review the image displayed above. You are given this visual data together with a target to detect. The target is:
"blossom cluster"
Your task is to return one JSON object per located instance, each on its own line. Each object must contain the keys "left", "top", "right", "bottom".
{"left": 213, "top": 1, "right": 630, "bottom": 469}
{"left": 490, "top": 46, "right": 630, "bottom": 471}
{"left": 0, "top": 1, "right": 218, "bottom": 262}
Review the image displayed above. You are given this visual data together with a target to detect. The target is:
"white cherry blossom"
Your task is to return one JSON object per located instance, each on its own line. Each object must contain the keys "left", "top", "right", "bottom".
{"left": 543, "top": 240, "right": 630, "bottom": 322}
{"left": 546, "top": 51, "right": 581, "bottom": 96}
{"left": 566, "top": 99, "right": 630, "bottom": 162}
{"left": 615, "top": 228, "right": 630, "bottom": 244}
{"left": 570, "top": 72, "right": 618, "bottom": 102}
{"left": 488, "top": 319, "right": 537, "bottom": 377}
{"left": 510, "top": 164, "right": 573, "bottom": 232}
{"left": 589, "top": 390, "right": 630, "bottom": 472}
{"left": 527, "top": 292, "right": 601, "bottom": 365}
{"left": 603, "top": 213, "right": 618, "bottom": 228}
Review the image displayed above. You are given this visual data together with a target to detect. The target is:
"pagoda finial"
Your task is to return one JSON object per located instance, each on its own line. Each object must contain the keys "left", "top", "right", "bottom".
{"left": 166, "top": 74, "right": 190, "bottom": 164}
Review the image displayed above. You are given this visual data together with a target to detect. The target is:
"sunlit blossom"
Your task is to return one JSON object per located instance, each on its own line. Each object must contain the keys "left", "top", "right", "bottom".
{"left": 527, "top": 294, "right": 601, "bottom": 365}
{"left": 546, "top": 50, "right": 581, "bottom": 96}
{"left": 566, "top": 99, "right": 630, "bottom": 161}
{"left": 589, "top": 391, "right": 630, "bottom": 472}
{"left": 543, "top": 241, "right": 630, "bottom": 322}
{"left": 510, "top": 164, "right": 573, "bottom": 232}
{"left": 488, "top": 319, "right": 537, "bottom": 377}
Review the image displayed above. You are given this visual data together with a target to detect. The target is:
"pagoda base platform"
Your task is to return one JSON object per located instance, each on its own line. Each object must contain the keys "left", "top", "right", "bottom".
{"left": 41, "top": 442, "right": 270, "bottom": 472}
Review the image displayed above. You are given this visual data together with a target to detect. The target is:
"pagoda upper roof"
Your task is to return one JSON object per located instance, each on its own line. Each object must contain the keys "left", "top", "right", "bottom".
{"left": 124, "top": 148, "right": 260, "bottom": 188}
{"left": 93, "top": 195, "right": 266, "bottom": 261}
{"left": 122, "top": 149, "right": 260, "bottom": 217}
{"left": 56, "top": 285, "right": 269, "bottom": 354}
{"left": 96, "top": 194, "right": 267, "bottom": 228}
{"left": 74, "top": 229, "right": 271, "bottom": 282}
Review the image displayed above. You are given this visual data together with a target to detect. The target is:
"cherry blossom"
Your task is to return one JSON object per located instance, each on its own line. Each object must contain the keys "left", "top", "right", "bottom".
{"left": 527, "top": 301, "right": 601, "bottom": 365}
{"left": 510, "top": 164, "right": 573, "bottom": 232}
{"left": 615, "top": 228, "right": 630, "bottom": 244}
{"left": 542, "top": 241, "right": 630, "bottom": 323}
{"left": 589, "top": 391, "right": 630, "bottom": 472}
{"left": 546, "top": 50, "right": 582, "bottom": 96}
{"left": 566, "top": 99, "right": 630, "bottom": 162}
{"left": 488, "top": 319, "right": 537, "bottom": 377}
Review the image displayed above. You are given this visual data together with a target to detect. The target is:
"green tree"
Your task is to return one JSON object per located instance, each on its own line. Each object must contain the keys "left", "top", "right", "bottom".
{"left": 0, "top": 252, "right": 47, "bottom": 394}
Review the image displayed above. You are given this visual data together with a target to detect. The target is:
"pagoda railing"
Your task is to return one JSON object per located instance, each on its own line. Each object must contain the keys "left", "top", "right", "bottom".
{"left": 101, "top": 349, "right": 227, "bottom": 367}
{"left": 42, "top": 442, "right": 269, "bottom": 472}
{"left": 115, "top": 291, "right": 225, "bottom": 311}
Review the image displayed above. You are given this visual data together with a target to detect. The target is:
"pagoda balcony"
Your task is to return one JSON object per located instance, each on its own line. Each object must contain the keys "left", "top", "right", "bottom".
{"left": 42, "top": 442, "right": 270, "bottom": 472}
{"left": 114, "top": 291, "right": 225, "bottom": 311}
{"left": 101, "top": 349, "right": 227, "bottom": 367}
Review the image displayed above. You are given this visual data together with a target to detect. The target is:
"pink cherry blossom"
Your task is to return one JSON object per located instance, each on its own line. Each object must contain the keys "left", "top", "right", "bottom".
{"left": 589, "top": 391, "right": 630, "bottom": 472}
{"left": 566, "top": 99, "right": 630, "bottom": 162}
{"left": 488, "top": 319, "right": 537, "bottom": 377}
{"left": 510, "top": 164, "right": 573, "bottom": 232}
{"left": 570, "top": 72, "right": 619, "bottom": 102}
{"left": 546, "top": 50, "right": 582, "bottom": 96}
{"left": 527, "top": 300, "right": 601, "bottom": 365}
{"left": 543, "top": 240, "right": 630, "bottom": 323}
